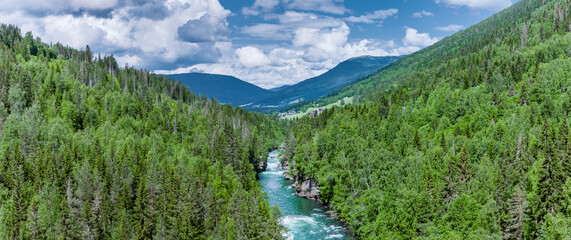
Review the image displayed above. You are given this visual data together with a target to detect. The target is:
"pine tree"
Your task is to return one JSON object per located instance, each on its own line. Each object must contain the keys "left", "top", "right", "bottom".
{"left": 414, "top": 129, "right": 421, "bottom": 150}
{"left": 0, "top": 145, "right": 13, "bottom": 189}
{"left": 133, "top": 176, "right": 154, "bottom": 239}
{"left": 112, "top": 209, "right": 131, "bottom": 239}
{"left": 11, "top": 167, "right": 28, "bottom": 240}
{"left": 94, "top": 190, "right": 111, "bottom": 240}
{"left": 519, "top": 83, "right": 528, "bottom": 106}
{"left": 443, "top": 156, "right": 457, "bottom": 203}
{"left": 465, "top": 124, "right": 471, "bottom": 139}
{"left": 25, "top": 196, "right": 40, "bottom": 240}
{"left": 80, "top": 199, "right": 93, "bottom": 239}
{"left": 57, "top": 197, "right": 80, "bottom": 240}
{"left": 558, "top": 118, "right": 570, "bottom": 180}
{"left": 514, "top": 133, "right": 526, "bottom": 186}
{"left": 457, "top": 145, "right": 471, "bottom": 186}
{"left": 504, "top": 186, "right": 528, "bottom": 240}
{"left": 531, "top": 119, "right": 565, "bottom": 236}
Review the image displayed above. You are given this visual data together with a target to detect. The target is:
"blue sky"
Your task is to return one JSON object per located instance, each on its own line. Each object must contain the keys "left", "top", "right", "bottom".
{"left": 0, "top": 0, "right": 515, "bottom": 88}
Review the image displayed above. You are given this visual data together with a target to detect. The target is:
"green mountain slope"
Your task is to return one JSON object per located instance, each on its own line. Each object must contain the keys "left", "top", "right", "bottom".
{"left": 167, "top": 73, "right": 273, "bottom": 106}
{"left": 318, "top": 0, "right": 568, "bottom": 105}
{"left": 0, "top": 24, "right": 284, "bottom": 239}
{"left": 284, "top": 0, "right": 571, "bottom": 239}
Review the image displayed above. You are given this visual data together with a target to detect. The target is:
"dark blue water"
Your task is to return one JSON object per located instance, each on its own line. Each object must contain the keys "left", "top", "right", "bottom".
{"left": 259, "top": 151, "right": 352, "bottom": 240}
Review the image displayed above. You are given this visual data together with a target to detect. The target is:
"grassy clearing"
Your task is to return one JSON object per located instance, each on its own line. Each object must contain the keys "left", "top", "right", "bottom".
{"left": 280, "top": 96, "right": 353, "bottom": 120}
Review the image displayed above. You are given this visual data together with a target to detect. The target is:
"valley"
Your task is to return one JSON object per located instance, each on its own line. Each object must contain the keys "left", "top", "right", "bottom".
{"left": 168, "top": 56, "right": 399, "bottom": 112}
{"left": 1, "top": 0, "right": 571, "bottom": 239}
{"left": 259, "top": 150, "right": 352, "bottom": 239}
{"left": 278, "top": 97, "right": 353, "bottom": 119}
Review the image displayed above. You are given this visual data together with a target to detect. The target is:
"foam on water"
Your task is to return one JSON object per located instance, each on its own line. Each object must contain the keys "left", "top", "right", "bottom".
{"left": 271, "top": 171, "right": 286, "bottom": 175}
{"left": 261, "top": 170, "right": 285, "bottom": 176}
{"left": 324, "top": 224, "right": 342, "bottom": 232}
{"left": 325, "top": 234, "right": 345, "bottom": 239}
{"left": 260, "top": 150, "right": 351, "bottom": 240}
{"left": 311, "top": 212, "right": 326, "bottom": 218}
{"left": 281, "top": 215, "right": 318, "bottom": 226}
{"left": 267, "top": 161, "right": 280, "bottom": 170}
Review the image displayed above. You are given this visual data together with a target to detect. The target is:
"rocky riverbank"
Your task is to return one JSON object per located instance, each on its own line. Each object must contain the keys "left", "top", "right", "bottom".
{"left": 281, "top": 158, "right": 322, "bottom": 202}
{"left": 292, "top": 177, "right": 321, "bottom": 202}
{"left": 259, "top": 150, "right": 352, "bottom": 239}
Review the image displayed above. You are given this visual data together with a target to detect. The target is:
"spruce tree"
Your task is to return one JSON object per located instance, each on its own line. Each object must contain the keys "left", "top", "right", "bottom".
{"left": 457, "top": 145, "right": 471, "bottom": 186}
{"left": 559, "top": 118, "right": 571, "bottom": 180}
{"left": 504, "top": 186, "right": 528, "bottom": 240}
{"left": 531, "top": 119, "right": 565, "bottom": 236}
{"left": 57, "top": 197, "right": 80, "bottom": 240}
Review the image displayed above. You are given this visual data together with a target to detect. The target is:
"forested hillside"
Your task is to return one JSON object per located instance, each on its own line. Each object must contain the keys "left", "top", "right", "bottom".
{"left": 283, "top": 0, "right": 571, "bottom": 238}
{"left": 0, "top": 24, "right": 284, "bottom": 239}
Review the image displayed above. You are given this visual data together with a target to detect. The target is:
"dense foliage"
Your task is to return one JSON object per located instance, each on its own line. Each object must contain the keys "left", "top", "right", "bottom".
{"left": 284, "top": 0, "right": 571, "bottom": 238}
{"left": 0, "top": 24, "right": 285, "bottom": 239}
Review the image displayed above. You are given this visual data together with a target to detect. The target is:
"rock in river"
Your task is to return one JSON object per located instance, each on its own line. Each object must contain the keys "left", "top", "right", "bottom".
{"left": 292, "top": 178, "right": 321, "bottom": 202}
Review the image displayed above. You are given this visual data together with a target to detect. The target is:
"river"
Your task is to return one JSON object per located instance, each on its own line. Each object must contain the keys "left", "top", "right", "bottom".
{"left": 259, "top": 150, "right": 352, "bottom": 240}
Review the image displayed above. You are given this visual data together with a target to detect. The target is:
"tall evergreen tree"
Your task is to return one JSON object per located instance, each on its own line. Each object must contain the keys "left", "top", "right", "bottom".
{"left": 504, "top": 186, "right": 528, "bottom": 240}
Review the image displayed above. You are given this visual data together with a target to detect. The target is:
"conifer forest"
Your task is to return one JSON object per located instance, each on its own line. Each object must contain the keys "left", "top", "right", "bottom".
{"left": 1, "top": 0, "right": 571, "bottom": 239}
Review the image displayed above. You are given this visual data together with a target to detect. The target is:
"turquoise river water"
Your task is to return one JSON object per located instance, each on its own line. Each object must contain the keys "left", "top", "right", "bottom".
{"left": 259, "top": 151, "right": 352, "bottom": 240}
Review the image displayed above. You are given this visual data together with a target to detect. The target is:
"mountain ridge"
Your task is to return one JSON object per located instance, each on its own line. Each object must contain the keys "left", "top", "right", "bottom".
{"left": 166, "top": 72, "right": 272, "bottom": 106}
{"left": 246, "top": 55, "right": 402, "bottom": 111}
{"left": 318, "top": 0, "right": 549, "bottom": 104}
{"left": 169, "top": 55, "right": 401, "bottom": 111}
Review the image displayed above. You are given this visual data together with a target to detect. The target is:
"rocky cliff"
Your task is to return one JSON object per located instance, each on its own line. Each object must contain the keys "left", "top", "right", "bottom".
{"left": 258, "top": 159, "right": 268, "bottom": 172}
{"left": 282, "top": 158, "right": 321, "bottom": 202}
{"left": 282, "top": 159, "right": 295, "bottom": 180}
{"left": 292, "top": 177, "right": 321, "bottom": 202}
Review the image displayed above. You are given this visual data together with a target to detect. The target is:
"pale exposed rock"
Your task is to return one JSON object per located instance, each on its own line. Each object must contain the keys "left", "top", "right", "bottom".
{"left": 279, "top": 152, "right": 320, "bottom": 201}
{"left": 258, "top": 160, "right": 267, "bottom": 172}
{"left": 282, "top": 159, "right": 295, "bottom": 180}
{"left": 292, "top": 177, "right": 321, "bottom": 203}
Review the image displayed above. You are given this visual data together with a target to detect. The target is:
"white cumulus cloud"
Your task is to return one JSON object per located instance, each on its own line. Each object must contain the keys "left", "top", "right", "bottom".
{"left": 412, "top": 10, "right": 434, "bottom": 18}
{"left": 285, "top": 0, "right": 348, "bottom": 15}
{"left": 0, "top": 0, "right": 232, "bottom": 70}
{"left": 236, "top": 46, "right": 271, "bottom": 68}
{"left": 345, "top": 9, "right": 399, "bottom": 24}
{"left": 177, "top": 14, "right": 229, "bottom": 43}
{"left": 436, "top": 24, "right": 464, "bottom": 32}
{"left": 161, "top": 23, "right": 400, "bottom": 89}
{"left": 435, "top": 0, "right": 512, "bottom": 10}
{"left": 70, "top": 0, "right": 117, "bottom": 10}
{"left": 1, "top": 0, "right": 448, "bottom": 89}
{"left": 242, "top": 11, "right": 345, "bottom": 41}
{"left": 403, "top": 27, "right": 438, "bottom": 47}
{"left": 242, "top": 0, "right": 280, "bottom": 15}
{"left": 293, "top": 23, "right": 350, "bottom": 54}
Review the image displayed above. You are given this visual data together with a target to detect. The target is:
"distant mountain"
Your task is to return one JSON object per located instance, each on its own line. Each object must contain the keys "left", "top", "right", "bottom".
{"left": 246, "top": 55, "right": 401, "bottom": 111}
{"left": 167, "top": 56, "right": 401, "bottom": 110}
{"left": 167, "top": 73, "right": 272, "bottom": 106}
{"left": 269, "top": 85, "right": 291, "bottom": 92}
